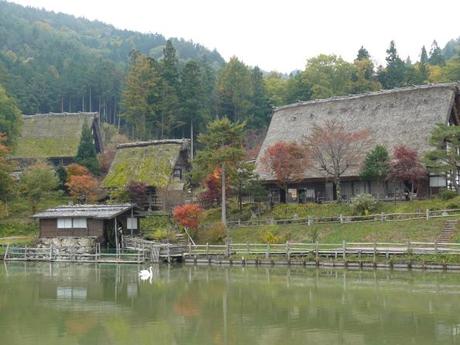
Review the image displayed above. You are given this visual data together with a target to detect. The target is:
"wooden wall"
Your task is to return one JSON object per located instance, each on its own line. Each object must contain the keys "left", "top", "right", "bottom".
{"left": 39, "top": 218, "right": 104, "bottom": 241}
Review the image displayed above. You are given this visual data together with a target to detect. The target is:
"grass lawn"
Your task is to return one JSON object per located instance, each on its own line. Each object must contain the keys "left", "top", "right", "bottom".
{"left": 0, "top": 192, "right": 69, "bottom": 239}
{"left": 229, "top": 218, "right": 455, "bottom": 244}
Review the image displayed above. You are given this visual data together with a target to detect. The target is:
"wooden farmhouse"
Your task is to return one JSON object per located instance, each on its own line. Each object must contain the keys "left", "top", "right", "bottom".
{"left": 103, "top": 139, "right": 191, "bottom": 211}
{"left": 11, "top": 112, "right": 103, "bottom": 167}
{"left": 255, "top": 83, "right": 460, "bottom": 203}
{"left": 33, "top": 204, "right": 140, "bottom": 247}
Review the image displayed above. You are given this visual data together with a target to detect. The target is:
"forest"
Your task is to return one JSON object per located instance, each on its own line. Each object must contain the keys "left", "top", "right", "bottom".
{"left": 0, "top": 0, "right": 460, "bottom": 146}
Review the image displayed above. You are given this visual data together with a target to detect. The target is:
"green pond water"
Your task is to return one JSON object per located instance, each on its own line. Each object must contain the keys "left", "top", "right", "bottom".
{"left": 1, "top": 263, "right": 460, "bottom": 345}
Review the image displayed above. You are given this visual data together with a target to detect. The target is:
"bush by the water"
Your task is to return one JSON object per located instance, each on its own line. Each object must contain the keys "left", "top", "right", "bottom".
{"left": 350, "top": 193, "right": 378, "bottom": 215}
{"left": 260, "top": 230, "right": 283, "bottom": 244}
{"left": 438, "top": 189, "right": 458, "bottom": 201}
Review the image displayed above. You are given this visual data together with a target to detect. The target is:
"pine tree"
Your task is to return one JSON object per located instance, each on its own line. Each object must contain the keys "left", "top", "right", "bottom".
{"left": 76, "top": 121, "right": 100, "bottom": 175}
{"left": 193, "top": 117, "right": 246, "bottom": 227}
{"left": 428, "top": 40, "right": 445, "bottom": 66}
{"left": 159, "top": 40, "right": 181, "bottom": 138}
{"left": 417, "top": 46, "right": 429, "bottom": 83}
{"left": 250, "top": 66, "right": 272, "bottom": 128}
{"left": 378, "top": 41, "right": 407, "bottom": 89}
{"left": 121, "top": 51, "right": 160, "bottom": 139}
{"left": 0, "top": 84, "right": 22, "bottom": 147}
{"left": 356, "top": 46, "right": 370, "bottom": 61}
{"left": 217, "top": 57, "right": 252, "bottom": 123}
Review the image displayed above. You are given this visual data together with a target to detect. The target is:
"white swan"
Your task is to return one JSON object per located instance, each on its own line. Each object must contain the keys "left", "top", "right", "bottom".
{"left": 138, "top": 266, "right": 152, "bottom": 281}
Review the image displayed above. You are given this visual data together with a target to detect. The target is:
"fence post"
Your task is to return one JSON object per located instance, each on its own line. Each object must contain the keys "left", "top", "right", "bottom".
{"left": 381, "top": 212, "right": 385, "bottom": 222}
{"left": 24, "top": 246, "right": 27, "bottom": 260}
{"left": 426, "top": 209, "right": 430, "bottom": 220}
{"left": 434, "top": 241, "right": 438, "bottom": 254}
{"left": 206, "top": 243, "right": 209, "bottom": 259}
{"left": 315, "top": 241, "right": 319, "bottom": 263}
{"left": 373, "top": 242, "right": 377, "bottom": 265}
{"left": 307, "top": 216, "right": 311, "bottom": 226}
{"left": 49, "top": 244, "right": 53, "bottom": 261}
{"left": 342, "top": 240, "right": 346, "bottom": 260}
{"left": 265, "top": 243, "right": 270, "bottom": 259}
{"left": 4, "top": 243, "right": 9, "bottom": 260}
{"left": 407, "top": 241, "right": 411, "bottom": 255}
{"left": 246, "top": 242, "right": 250, "bottom": 256}
{"left": 286, "top": 241, "right": 290, "bottom": 261}
{"left": 340, "top": 214, "right": 344, "bottom": 224}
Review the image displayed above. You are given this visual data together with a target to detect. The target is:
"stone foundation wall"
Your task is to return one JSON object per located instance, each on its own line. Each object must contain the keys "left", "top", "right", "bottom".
{"left": 37, "top": 237, "right": 97, "bottom": 255}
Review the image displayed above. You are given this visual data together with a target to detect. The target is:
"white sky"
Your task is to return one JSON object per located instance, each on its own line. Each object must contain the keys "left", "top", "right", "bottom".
{"left": 9, "top": 0, "right": 460, "bottom": 73}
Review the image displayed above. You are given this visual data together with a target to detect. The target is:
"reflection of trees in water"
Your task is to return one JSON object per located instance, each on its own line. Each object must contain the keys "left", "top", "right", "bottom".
{"left": 1, "top": 263, "right": 460, "bottom": 344}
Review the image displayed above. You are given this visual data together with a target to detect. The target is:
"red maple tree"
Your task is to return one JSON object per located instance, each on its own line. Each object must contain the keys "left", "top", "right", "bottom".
{"left": 172, "top": 203, "right": 204, "bottom": 230}
{"left": 388, "top": 145, "right": 426, "bottom": 194}
{"left": 66, "top": 174, "right": 99, "bottom": 203}
{"left": 260, "top": 141, "right": 309, "bottom": 200}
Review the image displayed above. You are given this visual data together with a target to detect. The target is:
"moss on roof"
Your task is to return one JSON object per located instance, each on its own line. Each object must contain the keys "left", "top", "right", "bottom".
{"left": 103, "top": 141, "right": 185, "bottom": 189}
{"left": 13, "top": 113, "right": 97, "bottom": 158}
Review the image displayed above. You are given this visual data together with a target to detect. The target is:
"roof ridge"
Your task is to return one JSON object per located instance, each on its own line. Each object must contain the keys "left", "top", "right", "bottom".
{"left": 117, "top": 139, "right": 190, "bottom": 149}
{"left": 23, "top": 112, "right": 99, "bottom": 118}
{"left": 274, "top": 82, "right": 460, "bottom": 112}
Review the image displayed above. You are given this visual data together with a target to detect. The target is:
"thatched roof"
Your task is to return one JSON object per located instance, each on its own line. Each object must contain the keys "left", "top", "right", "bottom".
{"left": 33, "top": 204, "right": 134, "bottom": 219}
{"left": 13, "top": 112, "right": 101, "bottom": 159}
{"left": 256, "top": 83, "right": 460, "bottom": 181}
{"left": 103, "top": 139, "right": 190, "bottom": 189}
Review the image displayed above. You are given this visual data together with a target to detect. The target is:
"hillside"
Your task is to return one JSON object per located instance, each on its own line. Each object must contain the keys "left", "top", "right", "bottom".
{"left": 0, "top": 0, "right": 225, "bottom": 114}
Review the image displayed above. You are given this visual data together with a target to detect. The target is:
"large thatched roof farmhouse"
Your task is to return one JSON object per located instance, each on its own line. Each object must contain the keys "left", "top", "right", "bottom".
{"left": 12, "top": 112, "right": 103, "bottom": 167}
{"left": 103, "top": 139, "right": 191, "bottom": 211}
{"left": 255, "top": 83, "right": 460, "bottom": 203}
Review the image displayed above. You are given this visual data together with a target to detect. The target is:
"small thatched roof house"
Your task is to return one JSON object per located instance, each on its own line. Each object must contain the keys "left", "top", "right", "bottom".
{"left": 12, "top": 112, "right": 103, "bottom": 166}
{"left": 103, "top": 139, "right": 191, "bottom": 211}
{"left": 255, "top": 83, "right": 460, "bottom": 202}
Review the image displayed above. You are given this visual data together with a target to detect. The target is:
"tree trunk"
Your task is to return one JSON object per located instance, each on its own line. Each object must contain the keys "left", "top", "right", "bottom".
{"left": 190, "top": 119, "right": 194, "bottom": 161}
{"left": 335, "top": 178, "right": 342, "bottom": 202}
{"left": 221, "top": 163, "right": 227, "bottom": 229}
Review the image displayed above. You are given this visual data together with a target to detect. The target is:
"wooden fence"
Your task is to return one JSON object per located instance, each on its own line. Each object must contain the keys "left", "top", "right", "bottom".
{"left": 225, "top": 208, "right": 460, "bottom": 228}
{"left": 185, "top": 241, "right": 460, "bottom": 260}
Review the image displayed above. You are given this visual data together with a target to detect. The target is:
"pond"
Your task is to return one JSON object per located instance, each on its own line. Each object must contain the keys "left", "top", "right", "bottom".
{"left": 1, "top": 263, "right": 460, "bottom": 344}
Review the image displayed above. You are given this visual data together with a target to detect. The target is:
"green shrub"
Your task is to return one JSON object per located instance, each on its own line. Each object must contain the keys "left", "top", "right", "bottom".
{"left": 350, "top": 193, "right": 378, "bottom": 215}
{"left": 272, "top": 204, "right": 310, "bottom": 219}
{"left": 260, "top": 230, "right": 283, "bottom": 244}
{"left": 196, "top": 222, "right": 226, "bottom": 244}
{"left": 141, "top": 215, "right": 171, "bottom": 231}
{"left": 438, "top": 189, "right": 458, "bottom": 201}
{"left": 446, "top": 201, "right": 460, "bottom": 209}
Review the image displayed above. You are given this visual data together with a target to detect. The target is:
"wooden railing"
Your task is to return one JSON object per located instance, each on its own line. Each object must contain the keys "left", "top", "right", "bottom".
{"left": 225, "top": 208, "right": 460, "bottom": 228}
{"left": 185, "top": 241, "right": 460, "bottom": 259}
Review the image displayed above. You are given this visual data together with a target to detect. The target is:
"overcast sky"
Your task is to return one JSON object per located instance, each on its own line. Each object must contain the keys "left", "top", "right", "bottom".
{"left": 9, "top": 0, "right": 460, "bottom": 73}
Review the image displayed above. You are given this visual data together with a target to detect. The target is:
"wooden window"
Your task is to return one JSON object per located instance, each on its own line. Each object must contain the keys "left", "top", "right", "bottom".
{"left": 127, "top": 217, "right": 138, "bottom": 230}
{"left": 173, "top": 168, "right": 182, "bottom": 179}
{"left": 57, "top": 218, "right": 72, "bottom": 229}
{"left": 72, "top": 218, "right": 87, "bottom": 229}
{"left": 57, "top": 218, "right": 87, "bottom": 229}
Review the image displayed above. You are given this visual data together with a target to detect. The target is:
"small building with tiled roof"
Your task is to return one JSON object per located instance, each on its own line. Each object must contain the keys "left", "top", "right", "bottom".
{"left": 33, "top": 204, "right": 140, "bottom": 246}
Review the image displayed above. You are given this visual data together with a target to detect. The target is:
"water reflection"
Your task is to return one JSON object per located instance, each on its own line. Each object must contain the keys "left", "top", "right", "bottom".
{"left": 1, "top": 263, "right": 460, "bottom": 344}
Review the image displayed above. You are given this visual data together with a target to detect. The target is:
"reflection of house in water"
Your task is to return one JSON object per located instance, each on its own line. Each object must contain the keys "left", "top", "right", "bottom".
{"left": 57, "top": 287, "right": 87, "bottom": 300}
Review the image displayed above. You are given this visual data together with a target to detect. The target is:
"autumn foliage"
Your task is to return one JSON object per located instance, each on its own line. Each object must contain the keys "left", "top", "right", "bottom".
{"left": 198, "top": 167, "right": 231, "bottom": 207}
{"left": 388, "top": 145, "right": 426, "bottom": 192}
{"left": 172, "top": 203, "right": 204, "bottom": 230}
{"left": 261, "top": 141, "right": 309, "bottom": 189}
{"left": 305, "top": 120, "right": 371, "bottom": 200}
{"left": 65, "top": 163, "right": 99, "bottom": 203}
